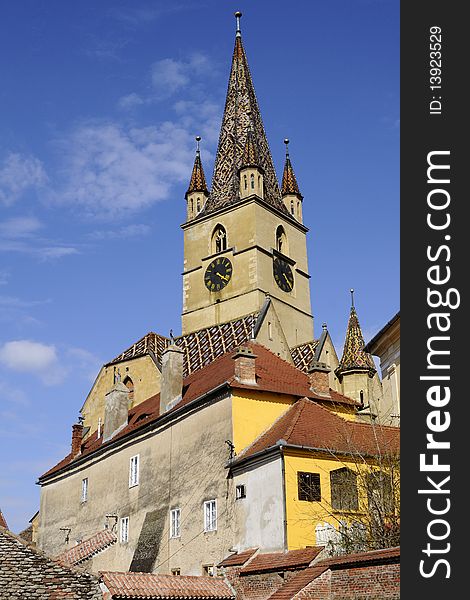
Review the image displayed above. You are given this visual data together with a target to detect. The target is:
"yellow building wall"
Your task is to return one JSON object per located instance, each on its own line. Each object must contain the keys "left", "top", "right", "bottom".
{"left": 283, "top": 450, "right": 368, "bottom": 550}
{"left": 81, "top": 355, "right": 161, "bottom": 438}
{"left": 231, "top": 390, "right": 294, "bottom": 454}
{"left": 317, "top": 402, "right": 357, "bottom": 422}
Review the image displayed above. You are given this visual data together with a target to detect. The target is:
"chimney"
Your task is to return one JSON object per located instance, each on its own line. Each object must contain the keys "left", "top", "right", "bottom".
{"left": 103, "top": 382, "right": 130, "bottom": 442}
{"left": 160, "top": 345, "right": 184, "bottom": 414}
{"left": 308, "top": 361, "right": 331, "bottom": 397}
{"left": 232, "top": 346, "right": 257, "bottom": 385}
{"left": 71, "top": 423, "right": 83, "bottom": 458}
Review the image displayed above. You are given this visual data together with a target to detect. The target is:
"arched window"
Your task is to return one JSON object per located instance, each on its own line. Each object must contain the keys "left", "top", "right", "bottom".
{"left": 212, "top": 225, "right": 227, "bottom": 254}
{"left": 276, "top": 225, "right": 287, "bottom": 255}
{"left": 190, "top": 198, "right": 194, "bottom": 212}
{"left": 290, "top": 200, "right": 295, "bottom": 215}
{"left": 250, "top": 173, "right": 255, "bottom": 189}
{"left": 330, "top": 467, "right": 358, "bottom": 511}
{"left": 297, "top": 201, "right": 300, "bottom": 217}
{"left": 244, "top": 175, "right": 247, "bottom": 190}
{"left": 196, "top": 198, "right": 201, "bottom": 213}
{"left": 123, "top": 376, "right": 134, "bottom": 402}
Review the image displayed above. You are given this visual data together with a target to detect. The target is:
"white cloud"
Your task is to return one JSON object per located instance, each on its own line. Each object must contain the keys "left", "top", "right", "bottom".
{"left": 118, "top": 92, "right": 145, "bottom": 110}
{"left": 0, "top": 153, "right": 48, "bottom": 206}
{"left": 151, "top": 58, "right": 190, "bottom": 97}
{"left": 51, "top": 121, "right": 196, "bottom": 218}
{"left": 88, "top": 223, "right": 150, "bottom": 240}
{"left": 0, "top": 216, "right": 43, "bottom": 238}
{"left": 0, "top": 340, "right": 57, "bottom": 371}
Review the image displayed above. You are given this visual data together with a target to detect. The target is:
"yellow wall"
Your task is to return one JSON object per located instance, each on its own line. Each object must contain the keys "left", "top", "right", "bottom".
{"left": 81, "top": 355, "right": 161, "bottom": 438}
{"left": 231, "top": 390, "right": 294, "bottom": 454}
{"left": 283, "top": 450, "right": 368, "bottom": 550}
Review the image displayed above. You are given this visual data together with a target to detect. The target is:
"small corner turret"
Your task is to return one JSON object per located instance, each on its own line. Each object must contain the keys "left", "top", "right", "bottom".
{"left": 185, "top": 136, "right": 209, "bottom": 221}
{"left": 281, "top": 139, "right": 303, "bottom": 222}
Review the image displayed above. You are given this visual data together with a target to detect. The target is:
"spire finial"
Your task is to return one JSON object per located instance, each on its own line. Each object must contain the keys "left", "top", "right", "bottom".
{"left": 235, "top": 11, "right": 242, "bottom": 37}
{"left": 284, "top": 138, "right": 290, "bottom": 157}
{"left": 195, "top": 135, "right": 201, "bottom": 155}
{"left": 350, "top": 288, "right": 355, "bottom": 308}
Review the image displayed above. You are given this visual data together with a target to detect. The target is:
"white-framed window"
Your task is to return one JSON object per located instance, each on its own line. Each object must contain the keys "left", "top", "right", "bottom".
{"left": 203, "top": 565, "right": 215, "bottom": 576}
{"left": 204, "top": 499, "right": 217, "bottom": 532}
{"left": 235, "top": 484, "right": 246, "bottom": 500}
{"left": 120, "top": 516, "right": 129, "bottom": 543}
{"left": 170, "top": 508, "right": 181, "bottom": 538}
{"left": 81, "top": 477, "right": 88, "bottom": 503}
{"left": 129, "top": 454, "right": 139, "bottom": 487}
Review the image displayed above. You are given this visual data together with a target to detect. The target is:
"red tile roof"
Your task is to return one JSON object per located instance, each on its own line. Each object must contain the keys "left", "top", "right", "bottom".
{"left": 267, "top": 565, "right": 329, "bottom": 600}
{"left": 56, "top": 529, "right": 117, "bottom": 566}
{"left": 265, "top": 547, "right": 400, "bottom": 600}
{"left": 0, "top": 510, "right": 8, "bottom": 530}
{"left": 325, "top": 546, "right": 400, "bottom": 568}
{"left": 218, "top": 547, "right": 259, "bottom": 567}
{"left": 239, "top": 547, "right": 323, "bottom": 575}
{"left": 100, "top": 571, "right": 235, "bottom": 599}
{"left": 236, "top": 397, "right": 400, "bottom": 461}
{"left": 40, "top": 342, "right": 361, "bottom": 481}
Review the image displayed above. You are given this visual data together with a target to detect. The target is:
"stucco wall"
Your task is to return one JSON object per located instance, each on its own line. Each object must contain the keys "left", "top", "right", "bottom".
{"left": 232, "top": 455, "right": 285, "bottom": 552}
{"left": 38, "top": 394, "right": 238, "bottom": 576}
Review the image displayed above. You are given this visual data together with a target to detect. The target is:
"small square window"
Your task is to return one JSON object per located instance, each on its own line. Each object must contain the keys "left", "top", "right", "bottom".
{"left": 203, "top": 565, "right": 215, "bottom": 577}
{"left": 235, "top": 484, "right": 246, "bottom": 499}
{"left": 129, "top": 455, "right": 139, "bottom": 487}
{"left": 204, "top": 500, "right": 217, "bottom": 532}
{"left": 171, "top": 568, "right": 181, "bottom": 576}
{"left": 298, "top": 472, "right": 321, "bottom": 502}
{"left": 120, "top": 517, "right": 129, "bottom": 543}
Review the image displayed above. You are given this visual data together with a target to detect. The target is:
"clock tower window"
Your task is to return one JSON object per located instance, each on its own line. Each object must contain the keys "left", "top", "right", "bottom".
{"left": 276, "top": 225, "right": 288, "bottom": 255}
{"left": 212, "top": 225, "right": 227, "bottom": 254}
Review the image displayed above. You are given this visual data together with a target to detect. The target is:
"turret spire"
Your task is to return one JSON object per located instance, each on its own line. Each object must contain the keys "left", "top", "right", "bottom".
{"left": 201, "top": 13, "right": 288, "bottom": 217}
{"left": 281, "top": 139, "right": 302, "bottom": 197}
{"left": 186, "top": 136, "right": 208, "bottom": 196}
{"left": 335, "top": 292, "right": 376, "bottom": 380}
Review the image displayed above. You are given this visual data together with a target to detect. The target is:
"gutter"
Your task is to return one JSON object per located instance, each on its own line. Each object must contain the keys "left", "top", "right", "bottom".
{"left": 39, "top": 382, "right": 231, "bottom": 485}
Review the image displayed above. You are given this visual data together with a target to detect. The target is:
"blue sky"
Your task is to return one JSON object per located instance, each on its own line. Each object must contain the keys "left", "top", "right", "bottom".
{"left": 0, "top": 0, "right": 399, "bottom": 533}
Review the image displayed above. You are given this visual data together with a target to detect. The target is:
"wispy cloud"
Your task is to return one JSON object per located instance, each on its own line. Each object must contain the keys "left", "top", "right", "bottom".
{"left": 0, "top": 153, "right": 48, "bottom": 206}
{"left": 50, "top": 121, "right": 196, "bottom": 218}
{"left": 88, "top": 223, "right": 151, "bottom": 241}
{"left": 0, "top": 216, "right": 79, "bottom": 260}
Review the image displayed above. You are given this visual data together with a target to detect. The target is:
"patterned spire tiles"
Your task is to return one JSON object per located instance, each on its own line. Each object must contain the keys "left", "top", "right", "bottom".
{"left": 201, "top": 35, "right": 288, "bottom": 216}
{"left": 241, "top": 128, "right": 261, "bottom": 168}
{"left": 187, "top": 151, "right": 208, "bottom": 195}
{"left": 281, "top": 155, "right": 302, "bottom": 197}
{"left": 336, "top": 307, "right": 376, "bottom": 376}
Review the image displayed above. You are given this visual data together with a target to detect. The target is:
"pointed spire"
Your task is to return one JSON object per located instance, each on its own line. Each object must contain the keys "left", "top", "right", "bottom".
{"left": 201, "top": 13, "right": 288, "bottom": 216}
{"left": 335, "top": 291, "right": 376, "bottom": 379}
{"left": 281, "top": 139, "right": 302, "bottom": 197}
{"left": 186, "top": 136, "right": 208, "bottom": 196}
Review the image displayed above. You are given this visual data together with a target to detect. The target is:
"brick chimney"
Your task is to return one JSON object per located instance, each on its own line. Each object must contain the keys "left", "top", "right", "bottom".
{"left": 232, "top": 346, "right": 257, "bottom": 385}
{"left": 71, "top": 423, "right": 83, "bottom": 458}
{"left": 103, "top": 382, "right": 130, "bottom": 442}
{"left": 308, "top": 361, "right": 331, "bottom": 397}
{"left": 160, "top": 345, "right": 184, "bottom": 414}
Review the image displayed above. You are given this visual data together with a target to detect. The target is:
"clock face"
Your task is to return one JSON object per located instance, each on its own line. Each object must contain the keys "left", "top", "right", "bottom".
{"left": 273, "top": 257, "right": 294, "bottom": 292}
{"left": 204, "top": 257, "right": 233, "bottom": 292}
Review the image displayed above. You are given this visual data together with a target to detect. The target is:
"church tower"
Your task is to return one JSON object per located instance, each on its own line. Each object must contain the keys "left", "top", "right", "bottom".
{"left": 181, "top": 13, "right": 314, "bottom": 349}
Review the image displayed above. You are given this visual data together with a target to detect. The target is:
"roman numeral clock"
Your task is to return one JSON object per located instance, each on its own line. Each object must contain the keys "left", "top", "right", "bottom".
{"left": 204, "top": 257, "right": 233, "bottom": 292}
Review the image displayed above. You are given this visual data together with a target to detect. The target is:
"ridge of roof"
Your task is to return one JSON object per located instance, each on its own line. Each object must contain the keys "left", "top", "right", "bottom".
{"left": 40, "top": 343, "right": 365, "bottom": 482}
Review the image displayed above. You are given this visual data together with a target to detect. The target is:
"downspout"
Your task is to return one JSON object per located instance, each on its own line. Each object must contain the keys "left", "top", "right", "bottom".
{"left": 280, "top": 445, "right": 288, "bottom": 551}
